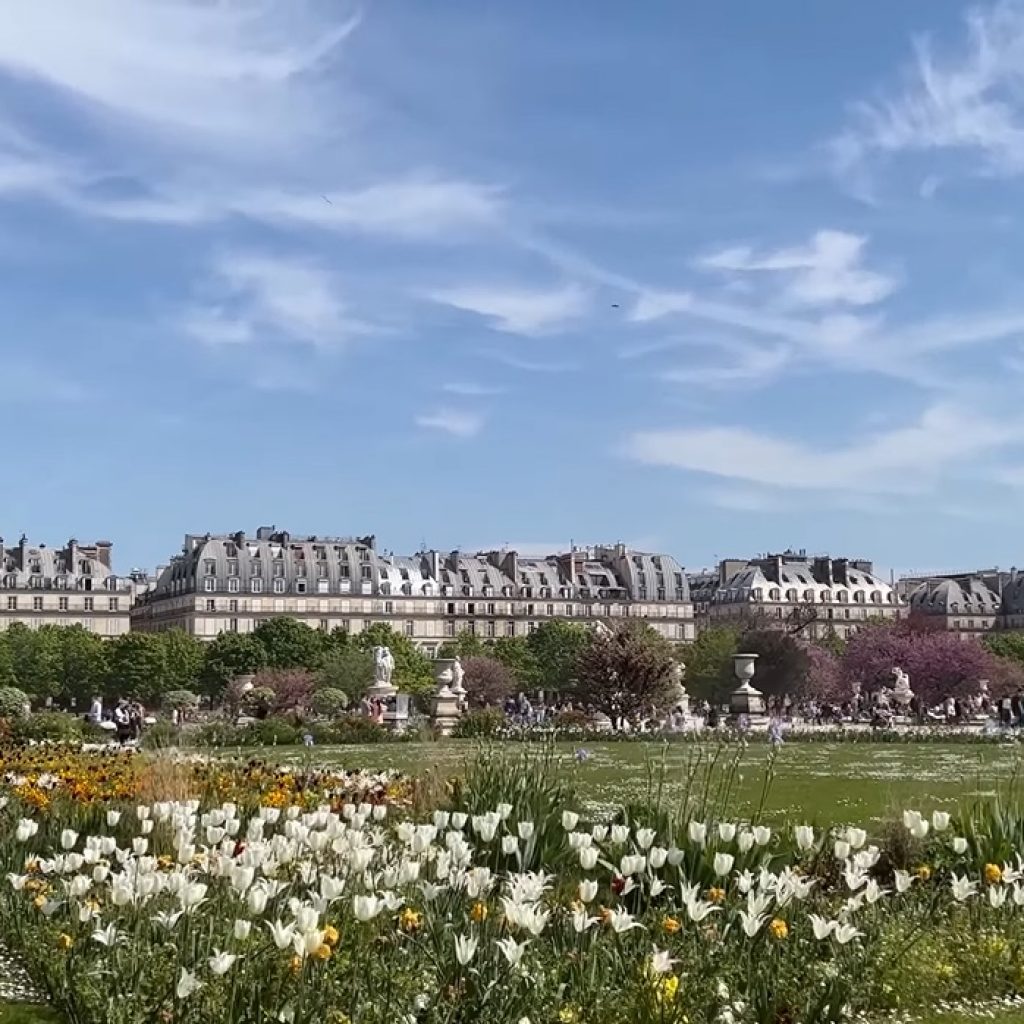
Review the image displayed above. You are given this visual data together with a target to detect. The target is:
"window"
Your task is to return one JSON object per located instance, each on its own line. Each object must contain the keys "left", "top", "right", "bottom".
{"left": 486, "top": 620, "right": 496, "bottom": 638}
{"left": 339, "top": 564, "right": 350, "bottom": 579}
{"left": 769, "top": 588, "right": 781, "bottom": 601}
{"left": 206, "top": 599, "right": 216, "bottom": 612}
{"left": 58, "top": 596, "right": 68, "bottom": 611}
{"left": 319, "top": 619, "right": 329, "bottom": 632}
{"left": 272, "top": 578, "right": 285, "bottom": 594}
{"left": 108, "top": 597, "right": 119, "bottom": 611}
{"left": 546, "top": 603, "right": 555, "bottom": 616}
{"left": 84, "top": 597, "right": 94, "bottom": 611}
{"left": 229, "top": 599, "right": 238, "bottom": 612}
{"left": 32, "top": 596, "right": 42, "bottom": 611}
{"left": 296, "top": 579, "right": 307, "bottom": 594}
{"left": 227, "top": 560, "right": 239, "bottom": 576}
{"left": 6, "top": 596, "right": 15, "bottom": 610}
{"left": 444, "top": 620, "right": 455, "bottom": 637}
{"left": 229, "top": 618, "right": 239, "bottom": 633}
{"left": 505, "top": 621, "right": 515, "bottom": 636}
{"left": 228, "top": 578, "right": 240, "bottom": 593}
{"left": 204, "top": 578, "right": 215, "bottom": 592}
{"left": 384, "top": 601, "right": 394, "bottom": 614}
{"left": 488, "top": 602, "right": 497, "bottom": 615}
{"left": 251, "top": 578, "right": 263, "bottom": 593}
{"left": 204, "top": 560, "right": 216, "bottom": 577}
{"left": 447, "top": 602, "right": 456, "bottom": 615}
{"left": 317, "top": 579, "right": 329, "bottom": 594}
{"left": 404, "top": 620, "right": 415, "bottom": 637}
{"left": 527, "top": 621, "right": 538, "bottom": 634}
{"left": 360, "top": 565, "right": 372, "bottom": 581}
{"left": 273, "top": 561, "right": 285, "bottom": 578}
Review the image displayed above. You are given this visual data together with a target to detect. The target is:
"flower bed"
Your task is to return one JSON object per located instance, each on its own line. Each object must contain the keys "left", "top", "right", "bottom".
{"left": 1, "top": 749, "right": 1024, "bottom": 1023}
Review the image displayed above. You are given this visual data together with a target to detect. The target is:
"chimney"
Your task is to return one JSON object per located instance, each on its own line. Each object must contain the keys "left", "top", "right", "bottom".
{"left": 18, "top": 534, "right": 27, "bottom": 570}
{"left": 94, "top": 541, "right": 112, "bottom": 569}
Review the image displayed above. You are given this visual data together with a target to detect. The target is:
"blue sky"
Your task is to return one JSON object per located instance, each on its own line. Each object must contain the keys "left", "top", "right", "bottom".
{"left": 2, "top": 1, "right": 1024, "bottom": 576}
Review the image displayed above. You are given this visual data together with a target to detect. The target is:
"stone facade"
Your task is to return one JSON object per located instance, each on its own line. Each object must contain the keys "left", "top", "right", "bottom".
{"left": 0, "top": 536, "right": 134, "bottom": 636}
{"left": 130, "top": 527, "right": 696, "bottom": 652}
{"left": 689, "top": 550, "right": 903, "bottom": 639}
{"left": 899, "top": 569, "right": 1024, "bottom": 635}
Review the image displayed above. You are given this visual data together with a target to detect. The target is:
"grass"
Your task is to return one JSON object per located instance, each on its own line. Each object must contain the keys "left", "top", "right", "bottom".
{"left": 243, "top": 738, "right": 1024, "bottom": 824}
{"left": 0, "top": 1006, "right": 62, "bottom": 1024}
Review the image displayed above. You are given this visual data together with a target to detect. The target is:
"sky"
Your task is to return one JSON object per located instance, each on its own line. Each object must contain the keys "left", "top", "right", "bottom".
{"left": 3, "top": 1, "right": 1024, "bottom": 577}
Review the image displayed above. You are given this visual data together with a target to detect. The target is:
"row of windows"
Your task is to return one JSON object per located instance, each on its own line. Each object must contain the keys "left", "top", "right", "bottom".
{"left": 5, "top": 596, "right": 119, "bottom": 612}
{"left": 1, "top": 574, "right": 123, "bottom": 592}
{"left": 736, "top": 588, "right": 894, "bottom": 605}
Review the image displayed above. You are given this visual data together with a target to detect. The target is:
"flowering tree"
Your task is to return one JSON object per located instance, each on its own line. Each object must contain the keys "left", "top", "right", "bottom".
{"left": 798, "top": 642, "right": 844, "bottom": 702}
{"left": 462, "top": 656, "right": 515, "bottom": 708}
{"left": 250, "top": 668, "right": 316, "bottom": 714}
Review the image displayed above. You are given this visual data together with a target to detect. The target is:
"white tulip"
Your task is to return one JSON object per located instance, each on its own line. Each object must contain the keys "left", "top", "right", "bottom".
{"left": 950, "top": 874, "right": 977, "bottom": 902}
{"left": 591, "top": 825, "right": 608, "bottom": 843}
{"left": 635, "top": 828, "right": 656, "bottom": 850}
{"left": 495, "top": 803, "right": 513, "bottom": 821}
{"left": 496, "top": 936, "right": 528, "bottom": 966}
{"left": 752, "top": 825, "right": 771, "bottom": 846}
{"left": 140, "top": 820, "right": 154, "bottom": 835}
{"left": 578, "top": 879, "right": 598, "bottom": 903}
{"left": 990, "top": 885, "right": 1009, "bottom": 909}
{"left": 808, "top": 914, "right": 834, "bottom": 940}
{"left": 713, "top": 852, "right": 735, "bottom": 878}
{"left": 608, "top": 907, "right": 643, "bottom": 933}
{"left": 353, "top": 895, "right": 382, "bottom": 922}
{"left": 153, "top": 910, "right": 184, "bottom": 931}
{"left": 579, "top": 847, "right": 599, "bottom": 871}
{"left": 931, "top": 810, "right": 950, "bottom": 831}
{"left": 571, "top": 909, "right": 598, "bottom": 933}
{"left": 517, "top": 821, "right": 535, "bottom": 841}
{"left": 833, "top": 922, "right": 862, "bottom": 945}
{"left": 450, "top": 813, "right": 468, "bottom": 830}
{"left": 561, "top": 811, "right": 580, "bottom": 831}
{"left": 739, "top": 911, "right": 766, "bottom": 937}
{"left": 718, "top": 822, "right": 737, "bottom": 843}
{"left": 247, "top": 888, "right": 269, "bottom": 916}
{"left": 649, "top": 946, "right": 678, "bottom": 974}
{"left": 454, "top": 934, "right": 478, "bottom": 966}
{"left": 106, "top": 811, "right": 121, "bottom": 827}
{"left": 833, "top": 840, "right": 851, "bottom": 861}
{"left": 234, "top": 919, "right": 252, "bottom": 940}
{"left": 648, "top": 846, "right": 668, "bottom": 870}
{"left": 60, "top": 829, "right": 78, "bottom": 851}
{"left": 845, "top": 827, "right": 867, "bottom": 850}
{"left": 266, "top": 920, "right": 296, "bottom": 950}
{"left": 952, "top": 837, "right": 969, "bottom": 856}
{"left": 688, "top": 821, "right": 707, "bottom": 847}
{"left": 737, "top": 832, "right": 754, "bottom": 854}
{"left": 175, "top": 968, "right": 202, "bottom": 1000}
{"left": 610, "top": 824, "right": 629, "bottom": 845}
{"left": 14, "top": 820, "right": 37, "bottom": 843}
{"left": 793, "top": 826, "right": 815, "bottom": 852}
{"left": 502, "top": 836, "right": 519, "bottom": 856}
{"left": 132, "top": 838, "right": 148, "bottom": 856}
{"left": 686, "top": 899, "right": 719, "bottom": 923}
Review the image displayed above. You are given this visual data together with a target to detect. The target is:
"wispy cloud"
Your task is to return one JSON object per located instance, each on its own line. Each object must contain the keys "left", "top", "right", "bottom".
{"left": 426, "top": 283, "right": 589, "bottom": 335}
{"left": 484, "top": 351, "right": 578, "bottom": 373}
{"left": 415, "top": 407, "right": 484, "bottom": 438}
{"left": 660, "top": 340, "right": 791, "bottom": 389}
{"left": 183, "top": 251, "right": 362, "bottom": 351}
{"left": 696, "top": 230, "right": 897, "bottom": 308}
{"left": 830, "top": 3, "right": 1024, "bottom": 186}
{"left": 622, "top": 403, "right": 1021, "bottom": 495}
{"left": 442, "top": 381, "right": 504, "bottom": 396}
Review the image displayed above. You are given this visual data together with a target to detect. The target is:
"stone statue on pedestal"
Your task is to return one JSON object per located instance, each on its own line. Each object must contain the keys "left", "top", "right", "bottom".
{"left": 374, "top": 646, "right": 395, "bottom": 686}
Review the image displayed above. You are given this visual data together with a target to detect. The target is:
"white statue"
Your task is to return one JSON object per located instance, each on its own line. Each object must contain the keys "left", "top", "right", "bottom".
{"left": 891, "top": 666, "right": 914, "bottom": 707}
{"left": 373, "top": 646, "right": 395, "bottom": 686}
{"left": 450, "top": 656, "right": 466, "bottom": 695}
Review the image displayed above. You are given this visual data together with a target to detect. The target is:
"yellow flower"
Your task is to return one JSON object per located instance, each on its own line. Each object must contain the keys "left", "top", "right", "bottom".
{"left": 915, "top": 864, "right": 932, "bottom": 882}
{"left": 768, "top": 918, "right": 788, "bottom": 941}
{"left": 936, "top": 963, "right": 954, "bottom": 980}
{"left": 289, "top": 955, "right": 303, "bottom": 975}
{"left": 314, "top": 943, "right": 332, "bottom": 961}
{"left": 399, "top": 908, "right": 422, "bottom": 933}
{"left": 656, "top": 974, "right": 680, "bottom": 1005}
{"left": 57, "top": 933, "right": 73, "bottom": 951}
{"left": 707, "top": 887, "right": 726, "bottom": 904}
{"left": 323, "top": 924, "right": 340, "bottom": 947}
{"left": 984, "top": 863, "right": 1003, "bottom": 885}
{"left": 470, "top": 901, "right": 488, "bottom": 924}
{"left": 557, "top": 1008, "right": 579, "bottom": 1024}
{"left": 662, "top": 915, "right": 682, "bottom": 935}
{"left": 32, "top": 894, "right": 46, "bottom": 910}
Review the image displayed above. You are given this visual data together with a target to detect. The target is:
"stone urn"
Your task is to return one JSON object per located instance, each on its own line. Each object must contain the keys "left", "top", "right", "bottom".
{"left": 730, "top": 653, "right": 766, "bottom": 717}
{"left": 432, "top": 659, "right": 462, "bottom": 736}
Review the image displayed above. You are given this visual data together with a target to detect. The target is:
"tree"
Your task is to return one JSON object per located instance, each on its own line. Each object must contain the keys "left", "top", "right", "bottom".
{"left": 319, "top": 646, "right": 375, "bottom": 705}
{"left": 573, "top": 621, "right": 676, "bottom": 722}
{"left": 799, "top": 641, "right": 844, "bottom": 701}
{"left": 253, "top": 617, "right": 324, "bottom": 670}
{"left": 162, "top": 630, "right": 205, "bottom": 692}
{"left": 684, "top": 626, "right": 739, "bottom": 702}
{"left": 489, "top": 636, "right": 538, "bottom": 690}
{"left": 6, "top": 624, "right": 60, "bottom": 702}
{"left": 526, "top": 621, "right": 592, "bottom": 693}
{"left": 0, "top": 632, "right": 18, "bottom": 689}
{"left": 311, "top": 687, "right": 349, "bottom": 717}
{"left": 55, "top": 626, "right": 109, "bottom": 707}
{"left": 200, "top": 632, "right": 267, "bottom": 699}
{"left": 162, "top": 689, "right": 200, "bottom": 711}
{"left": 461, "top": 656, "right": 516, "bottom": 707}
{"left": 106, "top": 633, "right": 170, "bottom": 704}
{"left": 250, "top": 668, "right": 316, "bottom": 713}
{"left": 983, "top": 631, "right": 1024, "bottom": 668}
{"left": 356, "top": 623, "right": 435, "bottom": 695}
{"left": 438, "top": 631, "right": 488, "bottom": 660}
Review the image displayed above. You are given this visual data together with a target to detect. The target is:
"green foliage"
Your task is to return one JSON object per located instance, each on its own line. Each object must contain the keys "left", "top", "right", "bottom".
{"left": 55, "top": 626, "right": 109, "bottom": 704}
{"left": 525, "top": 620, "right": 592, "bottom": 692}
{"left": 242, "top": 686, "right": 276, "bottom": 715}
{"left": 252, "top": 617, "right": 324, "bottom": 670}
{"left": 0, "top": 685, "right": 29, "bottom": 719}
{"left": 5, "top": 624, "right": 59, "bottom": 701}
{"left": 453, "top": 707, "right": 504, "bottom": 738}
{"left": 161, "top": 689, "right": 199, "bottom": 711}
{"left": 736, "top": 628, "right": 809, "bottom": 697}
{"left": 310, "top": 687, "right": 349, "bottom": 717}
{"left": 140, "top": 719, "right": 180, "bottom": 751}
{"left": 105, "top": 633, "right": 169, "bottom": 704}
{"left": 438, "top": 631, "right": 488, "bottom": 659}
{"left": 489, "top": 635, "right": 537, "bottom": 687}
{"left": 199, "top": 632, "right": 267, "bottom": 698}
{"left": 160, "top": 630, "right": 204, "bottom": 692}
{"left": 0, "top": 633, "right": 16, "bottom": 688}
{"left": 318, "top": 645, "right": 374, "bottom": 704}
{"left": 983, "top": 630, "right": 1024, "bottom": 667}
{"left": 237, "top": 717, "right": 300, "bottom": 746}
{"left": 323, "top": 716, "right": 388, "bottom": 744}
{"left": 10, "top": 711, "right": 84, "bottom": 743}
{"left": 684, "top": 626, "right": 739, "bottom": 701}
{"left": 356, "top": 623, "right": 435, "bottom": 695}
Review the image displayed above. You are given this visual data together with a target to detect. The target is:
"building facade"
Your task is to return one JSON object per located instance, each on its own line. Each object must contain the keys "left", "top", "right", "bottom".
{"left": 689, "top": 550, "right": 903, "bottom": 640}
{"left": 0, "top": 536, "right": 134, "bottom": 636}
{"left": 130, "top": 527, "right": 695, "bottom": 652}
{"left": 900, "top": 569, "right": 1024, "bottom": 635}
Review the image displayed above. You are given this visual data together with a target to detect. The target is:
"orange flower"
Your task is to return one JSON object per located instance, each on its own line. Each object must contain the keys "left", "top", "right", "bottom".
{"left": 707, "top": 887, "right": 726, "bottom": 904}
{"left": 323, "top": 924, "right": 340, "bottom": 946}
{"left": 470, "top": 901, "right": 488, "bottom": 924}
{"left": 314, "top": 943, "right": 332, "bottom": 961}
{"left": 662, "top": 916, "right": 682, "bottom": 934}
{"left": 985, "top": 863, "right": 1003, "bottom": 885}
{"left": 915, "top": 864, "right": 932, "bottom": 882}
{"left": 768, "top": 918, "right": 788, "bottom": 940}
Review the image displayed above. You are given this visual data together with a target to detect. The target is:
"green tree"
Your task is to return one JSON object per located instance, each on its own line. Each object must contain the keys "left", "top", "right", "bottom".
{"left": 356, "top": 623, "right": 435, "bottom": 695}
{"left": 162, "top": 630, "right": 205, "bottom": 692}
{"left": 438, "top": 630, "right": 488, "bottom": 659}
{"left": 319, "top": 646, "right": 375, "bottom": 705}
{"left": 815, "top": 626, "right": 847, "bottom": 658}
{"left": 253, "top": 617, "right": 325, "bottom": 670}
{"left": 0, "top": 632, "right": 18, "bottom": 688}
{"left": 573, "top": 621, "right": 676, "bottom": 721}
{"left": 6, "top": 623, "right": 60, "bottom": 702}
{"left": 106, "top": 633, "right": 170, "bottom": 704}
{"left": 526, "top": 621, "right": 593, "bottom": 693}
{"left": 736, "top": 628, "right": 809, "bottom": 698}
{"left": 489, "top": 636, "right": 537, "bottom": 690}
{"left": 984, "top": 631, "right": 1024, "bottom": 668}
{"left": 200, "top": 632, "right": 267, "bottom": 699}
{"left": 55, "top": 625, "right": 109, "bottom": 707}
{"left": 685, "top": 626, "right": 739, "bottom": 702}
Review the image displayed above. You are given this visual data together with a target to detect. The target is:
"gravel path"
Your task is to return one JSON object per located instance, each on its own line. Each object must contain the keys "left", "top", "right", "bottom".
{"left": 0, "top": 942, "right": 44, "bottom": 1003}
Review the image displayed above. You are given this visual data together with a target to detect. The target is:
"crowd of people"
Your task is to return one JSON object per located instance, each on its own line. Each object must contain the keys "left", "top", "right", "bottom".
{"left": 86, "top": 695, "right": 149, "bottom": 744}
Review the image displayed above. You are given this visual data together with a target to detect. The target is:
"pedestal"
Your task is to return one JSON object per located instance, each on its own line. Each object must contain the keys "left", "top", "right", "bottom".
{"left": 432, "top": 685, "right": 461, "bottom": 737}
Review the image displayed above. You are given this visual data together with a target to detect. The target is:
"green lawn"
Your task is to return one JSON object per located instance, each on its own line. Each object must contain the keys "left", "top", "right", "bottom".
{"left": 249, "top": 737, "right": 1024, "bottom": 825}
{"left": 0, "top": 1006, "right": 61, "bottom": 1024}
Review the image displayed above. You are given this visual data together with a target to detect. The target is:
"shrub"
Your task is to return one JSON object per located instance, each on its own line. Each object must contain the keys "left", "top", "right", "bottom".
{"left": 237, "top": 717, "right": 299, "bottom": 746}
{"left": 453, "top": 707, "right": 504, "bottom": 738}
{"left": 11, "top": 711, "right": 84, "bottom": 743}
{"left": 310, "top": 687, "right": 349, "bottom": 717}
{"left": 162, "top": 689, "right": 199, "bottom": 711}
{"left": 328, "top": 716, "right": 387, "bottom": 745}
{"left": 552, "top": 708, "right": 590, "bottom": 731}
{"left": 192, "top": 721, "right": 244, "bottom": 747}
{"left": 0, "top": 685, "right": 29, "bottom": 720}
{"left": 140, "top": 719, "right": 180, "bottom": 751}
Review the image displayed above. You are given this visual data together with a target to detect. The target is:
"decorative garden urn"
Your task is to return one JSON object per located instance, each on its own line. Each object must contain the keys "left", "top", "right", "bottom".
{"left": 730, "top": 653, "right": 765, "bottom": 716}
